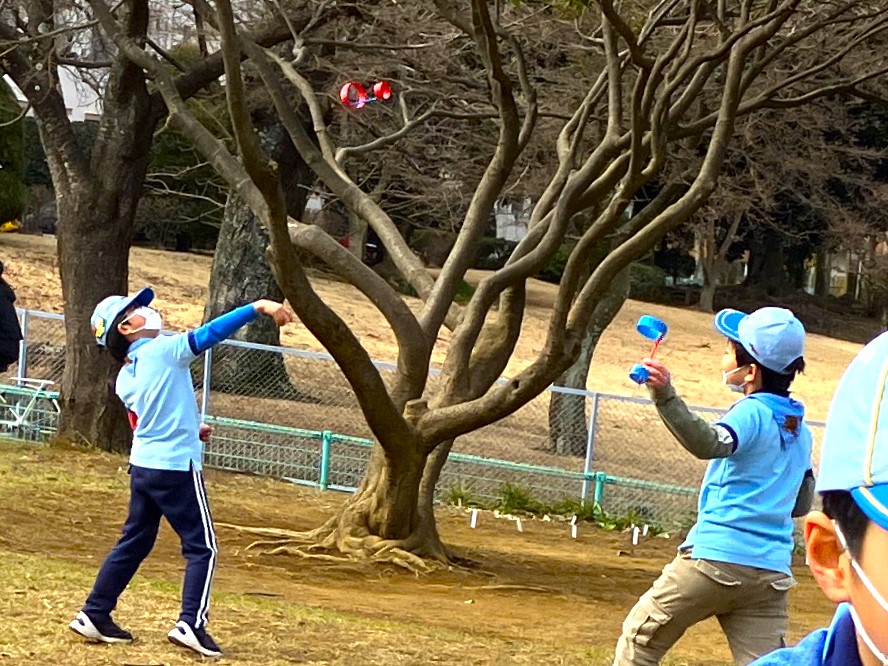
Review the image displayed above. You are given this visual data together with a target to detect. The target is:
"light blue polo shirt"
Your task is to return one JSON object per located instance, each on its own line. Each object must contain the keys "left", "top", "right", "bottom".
{"left": 116, "top": 334, "right": 204, "bottom": 471}
{"left": 114, "top": 304, "right": 259, "bottom": 472}
{"left": 682, "top": 393, "right": 813, "bottom": 575}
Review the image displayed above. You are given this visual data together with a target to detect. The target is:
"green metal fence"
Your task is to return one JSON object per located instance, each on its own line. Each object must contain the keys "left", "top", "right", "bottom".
{"left": 6, "top": 308, "right": 827, "bottom": 528}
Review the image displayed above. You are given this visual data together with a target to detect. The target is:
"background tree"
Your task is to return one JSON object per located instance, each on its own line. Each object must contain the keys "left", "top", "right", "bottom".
{"left": 90, "top": 0, "right": 888, "bottom": 565}
{"left": 689, "top": 48, "right": 888, "bottom": 308}
{"left": 0, "top": 1, "right": 312, "bottom": 448}
{"left": 0, "top": 79, "right": 27, "bottom": 223}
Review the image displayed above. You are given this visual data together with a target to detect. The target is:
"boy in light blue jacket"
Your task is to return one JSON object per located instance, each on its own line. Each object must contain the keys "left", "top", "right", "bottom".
{"left": 69, "top": 287, "right": 295, "bottom": 658}
{"left": 614, "top": 307, "right": 815, "bottom": 665}
{"left": 751, "top": 330, "right": 888, "bottom": 666}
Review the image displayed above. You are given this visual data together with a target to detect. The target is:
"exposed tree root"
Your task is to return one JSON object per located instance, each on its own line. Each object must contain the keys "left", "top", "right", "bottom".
{"left": 217, "top": 519, "right": 453, "bottom": 573}
{"left": 464, "top": 584, "right": 558, "bottom": 593}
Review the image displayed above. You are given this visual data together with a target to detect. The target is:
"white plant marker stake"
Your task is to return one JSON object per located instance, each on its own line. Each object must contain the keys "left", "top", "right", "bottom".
{"left": 632, "top": 526, "right": 640, "bottom": 546}
{"left": 470, "top": 508, "right": 479, "bottom": 529}
{"left": 642, "top": 524, "right": 649, "bottom": 537}
{"left": 571, "top": 524, "right": 578, "bottom": 539}
{"left": 516, "top": 518, "right": 523, "bottom": 532}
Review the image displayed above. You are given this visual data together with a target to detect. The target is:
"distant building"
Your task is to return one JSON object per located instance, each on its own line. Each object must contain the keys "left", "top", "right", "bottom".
{"left": 494, "top": 199, "right": 532, "bottom": 242}
{"left": 4, "top": 68, "right": 101, "bottom": 122}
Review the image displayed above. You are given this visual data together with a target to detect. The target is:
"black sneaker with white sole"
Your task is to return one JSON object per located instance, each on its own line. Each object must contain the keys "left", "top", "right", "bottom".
{"left": 168, "top": 621, "right": 222, "bottom": 657}
{"left": 69, "top": 611, "right": 133, "bottom": 643}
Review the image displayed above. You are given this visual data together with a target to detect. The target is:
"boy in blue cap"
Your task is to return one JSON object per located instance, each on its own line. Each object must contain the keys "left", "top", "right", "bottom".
{"left": 751, "top": 330, "right": 888, "bottom": 666}
{"left": 613, "top": 307, "right": 815, "bottom": 666}
{"left": 69, "top": 287, "right": 295, "bottom": 657}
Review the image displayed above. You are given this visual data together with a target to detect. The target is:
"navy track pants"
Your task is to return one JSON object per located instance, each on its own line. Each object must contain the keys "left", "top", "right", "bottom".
{"left": 82, "top": 464, "right": 218, "bottom": 628}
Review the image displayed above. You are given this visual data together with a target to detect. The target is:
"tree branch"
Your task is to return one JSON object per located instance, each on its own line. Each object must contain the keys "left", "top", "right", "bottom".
{"left": 87, "top": 0, "right": 423, "bottom": 453}
{"left": 0, "top": 22, "right": 89, "bottom": 194}
{"left": 598, "top": 0, "right": 654, "bottom": 70}
{"left": 288, "top": 222, "right": 431, "bottom": 398}
{"left": 215, "top": 0, "right": 286, "bottom": 224}
{"left": 419, "top": 0, "right": 525, "bottom": 343}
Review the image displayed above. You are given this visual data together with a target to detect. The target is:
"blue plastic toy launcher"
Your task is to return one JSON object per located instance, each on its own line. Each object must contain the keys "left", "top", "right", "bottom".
{"left": 628, "top": 315, "right": 668, "bottom": 384}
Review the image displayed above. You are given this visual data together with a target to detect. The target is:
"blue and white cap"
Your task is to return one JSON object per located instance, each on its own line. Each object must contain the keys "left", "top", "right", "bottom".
{"left": 90, "top": 287, "right": 154, "bottom": 347}
{"left": 713, "top": 307, "right": 805, "bottom": 374}
{"left": 817, "top": 331, "right": 888, "bottom": 531}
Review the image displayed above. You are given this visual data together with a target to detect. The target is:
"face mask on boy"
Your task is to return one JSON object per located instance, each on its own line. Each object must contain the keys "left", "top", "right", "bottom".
{"left": 722, "top": 366, "right": 748, "bottom": 394}
{"left": 122, "top": 307, "right": 163, "bottom": 334}
{"left": 835, "top": 522, "right": 888, "bottom": 666}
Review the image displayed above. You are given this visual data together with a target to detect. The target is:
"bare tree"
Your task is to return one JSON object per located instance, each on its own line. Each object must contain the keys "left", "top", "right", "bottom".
{"left": 0, "top": 0, "right": 301, "bottom": 449}
{"left": 693, "top": 84, "right": 888, "bottom": 310}
{"left": 86, "top": 0, "right": 888, "bottom": 565}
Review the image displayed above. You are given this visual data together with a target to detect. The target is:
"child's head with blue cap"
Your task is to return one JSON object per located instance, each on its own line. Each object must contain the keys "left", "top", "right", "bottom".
{"left": 90, "top": 287, "right": 162, "bottom": 362}
{"left": 805, "top": 330, "right": 888, "bottom": 665}
{"left": 713, "top": 307, "right": 806, "bottom": 397}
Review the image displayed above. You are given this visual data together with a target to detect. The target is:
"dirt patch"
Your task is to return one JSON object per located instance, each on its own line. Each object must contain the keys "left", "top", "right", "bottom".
{"left": 0, "top": 442, "right": 836, "bottom": 665}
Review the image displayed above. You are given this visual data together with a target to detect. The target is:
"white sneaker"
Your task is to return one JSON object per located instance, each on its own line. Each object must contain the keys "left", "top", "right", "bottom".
{"left": 69, "top": 611, "right": 133, "bottom": 643}
{"left": 167, "top": 620, "right": 223, "bottom": 657}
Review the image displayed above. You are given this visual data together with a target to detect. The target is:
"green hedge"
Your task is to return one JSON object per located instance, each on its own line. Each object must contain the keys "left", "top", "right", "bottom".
{"left": 629, "top": 263, "right": 669, "bottom": 302}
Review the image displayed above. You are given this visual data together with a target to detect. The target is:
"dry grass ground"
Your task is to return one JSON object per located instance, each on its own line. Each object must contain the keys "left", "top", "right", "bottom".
{"left": 0, "top": 232, "right": 859, "bottom": 663}
{"left": 0, "top": 442, "right": 836, "bottom": 665}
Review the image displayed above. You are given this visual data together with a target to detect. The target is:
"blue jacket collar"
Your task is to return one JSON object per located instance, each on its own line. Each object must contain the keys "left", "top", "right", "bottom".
{"left": 823, "top": 604, "right": 863, "bottom": 666}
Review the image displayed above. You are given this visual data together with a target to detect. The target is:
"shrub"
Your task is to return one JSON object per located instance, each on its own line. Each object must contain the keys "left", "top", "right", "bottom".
{"left": 442, "top": 484, "right": 484, "bottom": 508}
{"left": 475, "top": 237, "right": 518, "bottom": 270}
{"left": 629, "top": 263, "right": 669, "bottom": 302}
{"left": 495, "top": 483, "right": 544, "bottom": 514}
{"left": 537, "top": 243, "right": 572, "bottom": 284}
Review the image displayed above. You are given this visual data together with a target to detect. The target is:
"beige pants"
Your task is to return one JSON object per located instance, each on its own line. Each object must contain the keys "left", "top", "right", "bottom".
{"left": 613, "top": 554, "right": 796, "bottom": 666}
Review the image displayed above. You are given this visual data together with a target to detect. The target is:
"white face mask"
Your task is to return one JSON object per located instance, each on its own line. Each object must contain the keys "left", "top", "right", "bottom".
{"left": 722, "top": 366, "right": 748, "bottom": 394}
{"left": 835, "top": 522, "right": 888, "bottom": 665}
{"left": 122, "top": 306, "right": 163, "bottom": 334}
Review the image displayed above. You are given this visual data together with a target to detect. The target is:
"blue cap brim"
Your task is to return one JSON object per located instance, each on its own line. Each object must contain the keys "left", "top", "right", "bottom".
{"left": 713, "top": 309, "right": 746, "bottom": 342}
{"left": 112, "top": 287, "right": 155, "bottom": 327}
{"left": 132, "top": 287, "right": 154, "bottom": 309}
{"left": 852, "top": 485, "right": 888, "bottom": 532}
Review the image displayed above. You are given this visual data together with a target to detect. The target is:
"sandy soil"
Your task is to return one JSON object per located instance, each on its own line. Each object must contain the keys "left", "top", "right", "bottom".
{"left": 1, "top": 232, "right": 864, "bottom": 421}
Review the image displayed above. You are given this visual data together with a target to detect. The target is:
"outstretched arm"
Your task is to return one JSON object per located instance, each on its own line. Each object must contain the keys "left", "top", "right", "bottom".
{"left": 188, "top": 299, "right": 296, "bottom": 354}
{"left": 643, "top": 360, "right": 735, "bottom": 460}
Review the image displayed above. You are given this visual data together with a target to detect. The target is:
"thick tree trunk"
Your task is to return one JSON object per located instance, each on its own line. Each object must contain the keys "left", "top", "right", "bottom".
{"left": 698, "top": 281, "right": 716, "bottom": 313}
{"left": 415, "top": 438, "right": 457, "bottom": 561}
{"left": 314, "top": 442, "right": 450, "bottom": 565}
{"left": 744, "top": 228, "right": 787, "bottom": 295}
{"left": 354, "top": 446, "right": 425, "bottom": 539}
{"left": 52, "top": 53, "right": 154, "bottom": 449}
{"left": 548, "top": 267, "right": 630, "bottom": 456}
{"left": 55, "top": 180, "right": 145, "bottom": 450}
{"left": 814, "top": 249, "right": 830, "bottom": 298}
{"left": 203, "top": 121, "right": 315, "bottom": 399}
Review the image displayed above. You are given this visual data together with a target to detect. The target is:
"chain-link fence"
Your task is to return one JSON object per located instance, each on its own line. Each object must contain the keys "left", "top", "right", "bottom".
{"left": 7, "top": 308, "right": 826, "bottom": 528}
